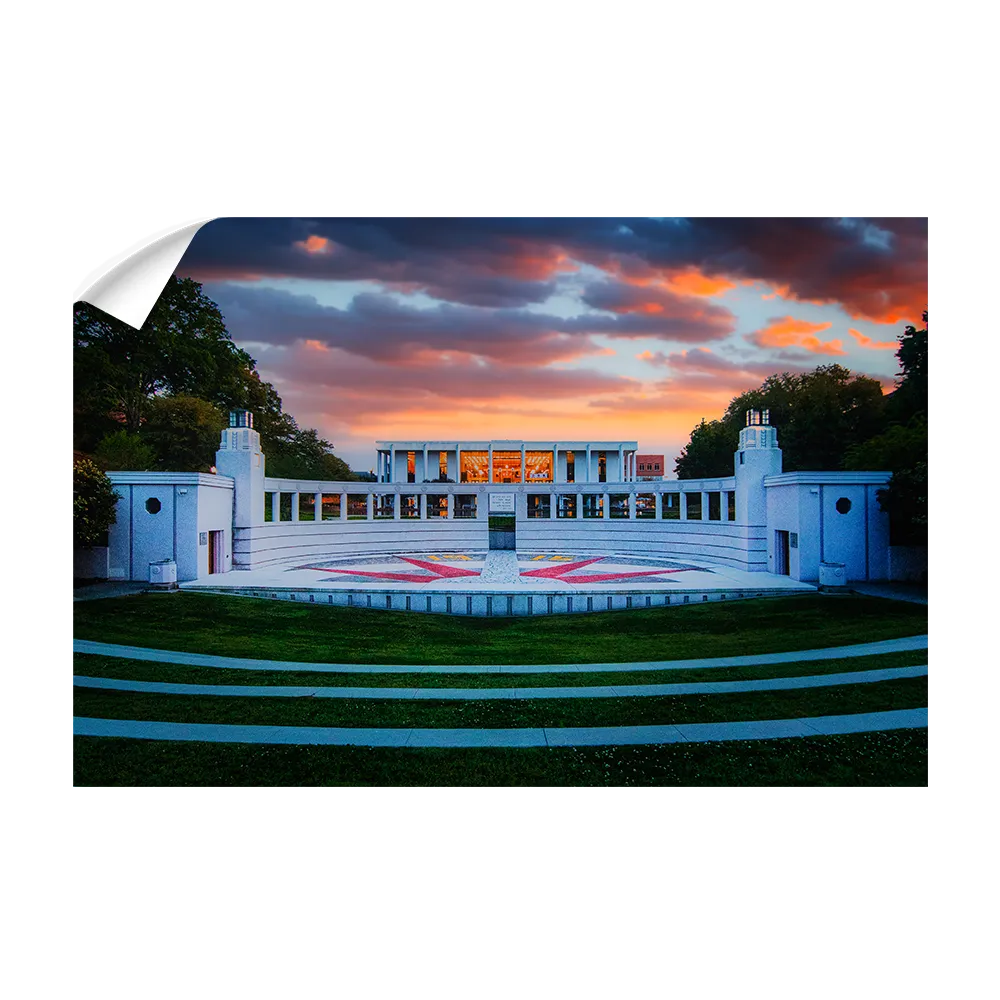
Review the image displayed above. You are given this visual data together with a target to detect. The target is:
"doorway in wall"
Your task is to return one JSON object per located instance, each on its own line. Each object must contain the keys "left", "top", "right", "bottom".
{"left": 488, "top": 515, "right": 516, "bottom": 550}
{"left": 208, "top": 530, "right": 224, "bottom": 574}
{"left": 774, "top": 530, "right": 790, "bottom": 576}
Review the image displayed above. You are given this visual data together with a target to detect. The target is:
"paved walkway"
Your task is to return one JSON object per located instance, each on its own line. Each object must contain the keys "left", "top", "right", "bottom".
{"left": 73, "top": 708, "right": 928, "bottom": 747}
{"left": 73, "top": 582, "right": 150, "bottom": 602}
{"left": 74, "top": 663, "right": 927, "bottom": 700}
{"left": 73, "top": 635, "right": 928, "bottom": 675}
{"left": 850, "top": 582, "right": 928, "bottom": 605}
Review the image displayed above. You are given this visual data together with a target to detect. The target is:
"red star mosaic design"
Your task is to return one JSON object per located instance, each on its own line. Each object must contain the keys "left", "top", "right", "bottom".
{"left": 520, "top": 557, "right": 689, "bottom": 584}
{"left": 313, "top": 557, "right": 481, "bottom": 584}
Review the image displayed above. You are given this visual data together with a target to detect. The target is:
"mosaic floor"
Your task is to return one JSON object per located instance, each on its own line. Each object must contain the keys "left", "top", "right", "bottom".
{"left": 185, "top": 549, "right": 813, "bottom": 594}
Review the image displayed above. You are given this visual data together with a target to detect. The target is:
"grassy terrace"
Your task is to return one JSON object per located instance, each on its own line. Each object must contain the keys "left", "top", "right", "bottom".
{"left": 74, "top": 591, "right": 927, "bottom": 666}
{"left": 74, "top": 590, "right": 928, "bottom": 786}
{"left": 74, "top": 731, "right": 928, "bottom": 786}
{"left": 74, "top": 676, "right": 926, "bottom": 729}
{"left": 73, "top": 649, "right": 928, "bottom": 689}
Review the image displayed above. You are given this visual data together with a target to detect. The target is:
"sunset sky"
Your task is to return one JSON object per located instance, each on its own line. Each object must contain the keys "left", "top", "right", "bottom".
{"left": 176, "top": 218, "right": 927, "bottom": 475}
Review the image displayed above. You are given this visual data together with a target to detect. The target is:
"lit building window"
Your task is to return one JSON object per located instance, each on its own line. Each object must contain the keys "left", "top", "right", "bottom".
{"left": 492, "top": 451, "right": 522, "bottom": 483}
{"left": 407, "top": 451, "right": 415, "bottom": 483}
{"left": 525, "top": 451, "right": 553, "bottom": 482}
{"left": 460, "top": 452, "right": 488, "bottom": 483}
{"left": 439, "top": 451, "right": 448, "bottom": 479}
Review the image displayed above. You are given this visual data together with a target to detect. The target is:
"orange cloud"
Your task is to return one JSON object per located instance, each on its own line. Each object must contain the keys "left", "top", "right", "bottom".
{"left": 603, "top": 264, "right": 734, "bottom": 298}
{"left": 503, "top": 245, "right": 579, "bottom": 280}
{"left": 295, "top": 235, "right": 332, "bottom": 255}
{"left": 748, "top": 316, "right": 844, "bottom": 355}
{"left": 849, "top": 328, "right": 898, "bottom": 350}
{"left": 799, "top": 336, "right": 845, "bottom": 356}
{"left": 663, "top": 269, "right": 736, "bottom": 297}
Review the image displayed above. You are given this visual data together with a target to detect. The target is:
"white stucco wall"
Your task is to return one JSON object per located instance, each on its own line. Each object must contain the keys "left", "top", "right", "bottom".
{"left": 764, "top": 473, "right": 891, "bottom": 582}
{"left": 107, "top": 473, "right": 234, "bottom": 582}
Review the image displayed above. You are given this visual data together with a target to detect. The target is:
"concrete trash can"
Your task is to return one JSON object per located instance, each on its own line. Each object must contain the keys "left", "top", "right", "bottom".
{"left": 818, "top": 562, "right": 847, "bottom": 587}
{"left": 149, "top": 559, "right": 178, "bottom": 588}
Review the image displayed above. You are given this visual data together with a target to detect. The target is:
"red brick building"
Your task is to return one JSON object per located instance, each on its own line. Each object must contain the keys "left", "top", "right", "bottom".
{"left": 635, "top": 454, "right": 665, "bottom": 480}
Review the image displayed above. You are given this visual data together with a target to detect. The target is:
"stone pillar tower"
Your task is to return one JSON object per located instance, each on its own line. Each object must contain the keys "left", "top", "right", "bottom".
{"left": 734, "top": 409, "right": 782, "bottom": 528}
{"left": 215, "top": 410, "right": 265, "bottom": 528}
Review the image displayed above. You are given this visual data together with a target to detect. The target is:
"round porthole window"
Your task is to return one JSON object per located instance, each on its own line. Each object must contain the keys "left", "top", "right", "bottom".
{"left": 835, "top": 497, "right": 852, "bottom": 514}
{"left": 145, "top": 497, "right": 162, "bottom": 514}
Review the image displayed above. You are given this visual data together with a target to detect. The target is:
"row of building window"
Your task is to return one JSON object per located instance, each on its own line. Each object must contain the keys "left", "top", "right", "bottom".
{"left": 400, "top": 450, "right": 610, "bottom": 483}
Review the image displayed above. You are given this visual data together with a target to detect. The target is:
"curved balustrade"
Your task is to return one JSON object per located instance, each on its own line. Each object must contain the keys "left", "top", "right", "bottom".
{"left": 260, "top": 478, "right": 738, "bottom": 525}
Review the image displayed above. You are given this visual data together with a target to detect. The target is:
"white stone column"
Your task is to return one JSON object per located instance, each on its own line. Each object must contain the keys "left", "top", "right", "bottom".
{"left": 603, "top": 491, "right": 610, "bottom": 519}
{"left": 446, "top": 493, "right": 453, "bottom": 519}
{"left": 488, "top": 443, "right": 494, "bottom": 483}
{"left": 423, "top": 445, "right": 429, "bottom": 482}
{"left": 290, "top": 492, "right": 300, "bottom": 521}
{"left": 315, "top": 491, "right": 323, "bottom": 523}
{"left": 455, "top": 445, "right": 462, "bottom": 483}
{"left": 366, "top": 492, "right": 373, "bottom": 520}
{"left": 271, "top": 492, "right": 280, "bottom": 522}
{"left": 701, "top": 490, "right": 709, "bottom": 521}
{"left": 618, "top": 446, "right": 625, "bottom": 483}
{"left": 628, "top": 492, "right": 636, "bottom": 520}
{"left": 585, "top": 444, "right": 592, "bottom": 483}
{"left": 389, "top": 447, "right": 396, "bottom": 484}
{"left": 520, "top": 444, "right": 526, "bottom": 484}
{"left": 339, "top": 492, "right": 347, "bottom": 521}
{"left": 550, "top": 490, "right": 557, "bottom": 519}
{"left": 393, "top": 491, "right": 400, "bottom": 520}
{"left": 576, "top": 492, "right": 583, "bottom": 519}
{"left": 419, "top": 493, "right": 426, "bottom": 519}
{"left": 681, "top": 491, "right": 689, "bottom": 520}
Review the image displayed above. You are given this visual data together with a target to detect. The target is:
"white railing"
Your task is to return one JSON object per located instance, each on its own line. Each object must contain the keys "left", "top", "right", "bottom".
{"left": 259, "top": 478, "right": 739, "bottom": 525}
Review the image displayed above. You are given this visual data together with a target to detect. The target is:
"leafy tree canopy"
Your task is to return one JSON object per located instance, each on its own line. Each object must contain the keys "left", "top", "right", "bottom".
{"left": 675, "top": 364, "right": 887, "bottom": 478}
{"left": 144, "top": 395, "right": 227, "bottom": 472}
{"left": 74, "top": 458, "right": 120, "bottom": 549}
{"left": 93, "top": 430, "right": 157, "bottom": 472}
{"left": 876, "top": 312, "right": 929, "bottom": 544}
{"left": 265, "top": 426, "right": 354, "bottom": 480}
{"left": 74, "top": 277, "right": 358, "bottom": 480}
{"left": 886, "top": 311, "right": 928, "bottom": 426}
{"left": 673, "top": 418, "right": 737, "bottom": 480}
{"left": 74, "top": 276, "right": 255, "bottom": 443}
{"left": 844, "top": 418, "right": 927, "bottom": 474}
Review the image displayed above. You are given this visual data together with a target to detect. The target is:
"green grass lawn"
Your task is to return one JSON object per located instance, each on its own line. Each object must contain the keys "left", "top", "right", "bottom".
{"left": 73, "top": 676, "right": 927, "bottom": 730}
{"left": 73, "top": 590, "right": 929, "bottom": 787}
{"left": 73, "top": 649, "right": 928, "bottom": 689}
{"left": 74, "top": 591, "right": 927, "bottom": 666}
{"left": 73, "top": 729, "right": 928, "bottom": 786}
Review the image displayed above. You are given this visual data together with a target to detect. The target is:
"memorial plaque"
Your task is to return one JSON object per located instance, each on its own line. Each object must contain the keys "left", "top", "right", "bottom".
{"left": 488, "top": 493, "right": 516, "bottom": 513}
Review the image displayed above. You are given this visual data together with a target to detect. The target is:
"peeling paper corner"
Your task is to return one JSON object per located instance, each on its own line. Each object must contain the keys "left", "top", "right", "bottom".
{"left": 75, "top": 219, "right": 213, "bottom": 329}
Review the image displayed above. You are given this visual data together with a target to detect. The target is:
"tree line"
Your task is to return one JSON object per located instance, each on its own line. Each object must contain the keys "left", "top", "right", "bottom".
{"left": 674, "top": 315, "right": 927, "bottom": 544}
{"left": 74, "top": 276, "right": 359, "bottom": 480}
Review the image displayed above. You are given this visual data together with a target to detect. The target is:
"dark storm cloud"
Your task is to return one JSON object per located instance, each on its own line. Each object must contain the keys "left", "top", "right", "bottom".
{"left": 204, "top": 281, "right": 734, "bottom": 364}
{"left": 180, "top": 217, "right": 927, "bottom": 322}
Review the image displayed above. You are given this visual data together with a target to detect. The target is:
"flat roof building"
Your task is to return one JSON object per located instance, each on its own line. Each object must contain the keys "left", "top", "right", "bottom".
{"left": 636, "top": 454, "right": 665, "bottom": 480}
{"left": 375, "top": 441, "right": 639, "bottom": 484}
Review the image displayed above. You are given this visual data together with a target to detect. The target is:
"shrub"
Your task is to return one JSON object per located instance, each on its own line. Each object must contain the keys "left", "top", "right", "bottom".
{"left": 74, "top": 458, "right": 120, "bottom": 549}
